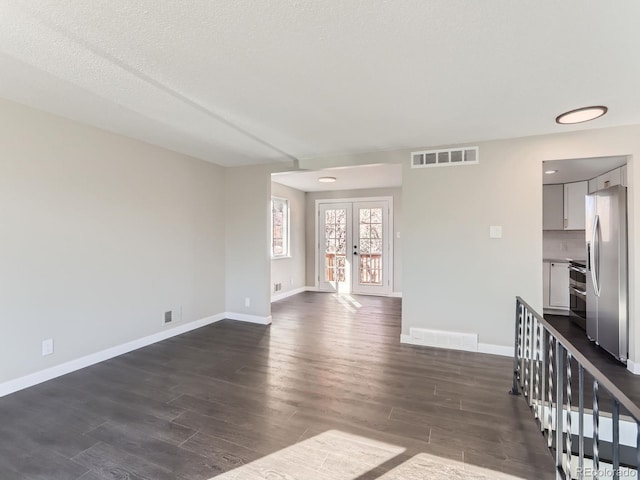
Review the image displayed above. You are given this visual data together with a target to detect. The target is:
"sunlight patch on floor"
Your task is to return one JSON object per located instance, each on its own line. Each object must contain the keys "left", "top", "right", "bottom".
{"left": 378, "top": 453, "right": 525, "bottom": 480}
{"left": 212, "top": 430, "right": 402, "bottom": 479}
{"left": 333, "top": 294, "right": 363, "bottom": 311}
{"left": 210, "top": 430, "right": 526, "bottom": 480}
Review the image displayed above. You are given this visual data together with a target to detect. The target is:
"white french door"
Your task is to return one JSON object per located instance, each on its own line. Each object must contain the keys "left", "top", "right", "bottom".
{"left": 318, "top": 199, "right": 391, "bottom": 295}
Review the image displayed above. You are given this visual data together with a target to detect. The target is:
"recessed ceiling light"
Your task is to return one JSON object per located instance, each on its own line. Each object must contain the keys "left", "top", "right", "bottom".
{"left": 318, "top": 176, "right": 337, "bottom": 183}
{"left": 544, "top": 170, "right": 558, "bottom": 175}
{"left": 556, "top": 106, "right": 608, "bottom": 124}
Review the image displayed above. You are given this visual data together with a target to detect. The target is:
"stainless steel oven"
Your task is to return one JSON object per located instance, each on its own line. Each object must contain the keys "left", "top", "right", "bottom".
{"left": 569, "top": 260, "right": 587, "bottom": 329}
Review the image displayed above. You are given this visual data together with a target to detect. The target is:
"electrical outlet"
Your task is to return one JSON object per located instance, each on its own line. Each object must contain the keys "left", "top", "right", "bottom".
{"left": 245, "top": 297, "right": 251, "bottom": 307}
{"left": 42, "top": 339, "right": 54, "bottom": 356}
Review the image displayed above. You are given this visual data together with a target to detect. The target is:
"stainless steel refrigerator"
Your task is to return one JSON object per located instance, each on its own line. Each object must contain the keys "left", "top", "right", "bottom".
{"left": 585, "top": 185, "right": 628, "bottom": 362}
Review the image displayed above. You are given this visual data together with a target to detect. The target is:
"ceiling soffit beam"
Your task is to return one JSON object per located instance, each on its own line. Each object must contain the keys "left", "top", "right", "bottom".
{"left": 7, "top": 6, "right": 300, "bottom": 164}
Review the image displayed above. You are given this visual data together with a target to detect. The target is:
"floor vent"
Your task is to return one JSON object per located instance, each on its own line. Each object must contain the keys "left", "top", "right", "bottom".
{"left": 411, "top": 146, "right": 479, "bottom": 169}
{"left": 409, "top": 328, "right": 478, "bottom": 352}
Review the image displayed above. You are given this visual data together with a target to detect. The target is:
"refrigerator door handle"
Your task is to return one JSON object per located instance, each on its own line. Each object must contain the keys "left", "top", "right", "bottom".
{"left": 591, "top": 214, "right": 601, "bottom": 297}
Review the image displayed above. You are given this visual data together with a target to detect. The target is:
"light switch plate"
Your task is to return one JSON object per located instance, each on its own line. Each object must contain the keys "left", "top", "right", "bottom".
{"left": 42, "top": 339, "right": 54, "bottom": 356}
{"left": 489, "top": 226, "right": 503, "bottom": 238}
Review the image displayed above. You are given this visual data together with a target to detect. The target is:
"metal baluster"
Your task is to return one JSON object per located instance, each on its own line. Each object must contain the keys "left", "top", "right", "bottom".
{"left": 612, "top": 400, "right": 619, "bottom": 480}
{"left": 578, "top": 365, "right": 584, "bottom": 480}
{"left": 524, "top": 312, "right": 530, "bottom": 398}
{"left": 593, "top": 380, "right": 599, "bottom": 479}
{"left": 529, "top": 313, "right": 535, "bottom": 405}
{"left": 540, "top": 325, "right": 547, "bottom": 432}
{"left": 534, "top": 319, "right": 541, "bottom": 420}
{"left": 519, "top": 306, "right": 525, "bottom": 389}
{"left": 556, "top": 341, "right": 564, "bottom": 471}
{"left": 636, "top": 420, "right": 640, "bottom": 480}
{"left": 548, "top": 334, "right": 554, "bottom": 448}
{"left": 566, "top": 351, "right": 572, "bottom": 478}
{"left": 510, "top": 301, "right": 522, "bottom": 395}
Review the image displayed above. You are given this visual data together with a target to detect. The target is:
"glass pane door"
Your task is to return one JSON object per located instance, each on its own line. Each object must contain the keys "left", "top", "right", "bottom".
{"left": 318, "top": 203, "right": 352, "bottom": 293}
{"left": 357, "top": 207, "right": 383, "bottom": 286}
{"left": 352, "top": 201, "right": 389, "bottom": 295}
{"left": 317, "top": 199, "right": 391, "bottom": 296}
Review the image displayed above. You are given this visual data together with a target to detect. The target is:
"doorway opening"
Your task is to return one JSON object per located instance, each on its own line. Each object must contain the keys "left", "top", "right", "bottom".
{"left": 270, "top": 163, "right": 402, "bottom": 302}
{"left": 541, "top": 155, "right": 627, "bottom": 318}
{"left": 541, "top": 155, "right": 630, "bottom": 364}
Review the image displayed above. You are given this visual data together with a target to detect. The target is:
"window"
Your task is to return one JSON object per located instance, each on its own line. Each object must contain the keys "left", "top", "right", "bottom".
{"left": 271, "top": 197, "right": 289, "bottom": 258}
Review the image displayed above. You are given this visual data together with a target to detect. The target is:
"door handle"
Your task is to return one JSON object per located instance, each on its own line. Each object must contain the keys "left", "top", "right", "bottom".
{"left": 570, "top": 286, "right": 587, "bottom": 296}
{"left": 590, "top": 215, "right": 601, "bottom": 296}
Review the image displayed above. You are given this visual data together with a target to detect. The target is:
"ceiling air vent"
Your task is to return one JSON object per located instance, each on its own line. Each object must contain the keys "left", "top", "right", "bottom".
{"left": 411, "top": 146, "right": 479, "bottom": 169}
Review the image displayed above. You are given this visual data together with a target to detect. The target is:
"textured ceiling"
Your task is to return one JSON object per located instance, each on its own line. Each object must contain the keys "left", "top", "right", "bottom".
{"left": 1, "top": 1, "right": 639, "bottom": 166}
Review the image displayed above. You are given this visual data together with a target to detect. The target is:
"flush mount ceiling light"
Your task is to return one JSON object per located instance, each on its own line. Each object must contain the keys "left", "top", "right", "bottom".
{"left": 318, "top": 176, "right": 337, "bottom": 183}
{"left": 544, "top": 170, "right": 558, "bottom": 175}
{"left": 556, "top": 106, "right": 608, "bottom": 124}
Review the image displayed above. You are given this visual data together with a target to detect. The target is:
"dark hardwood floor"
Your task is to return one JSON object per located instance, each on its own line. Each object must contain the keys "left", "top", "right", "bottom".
{"left": 545, "top": 314, "right": 640, "bottom": 407}
{"left": 0, "top": 292, "right": 555, "bottom": 479}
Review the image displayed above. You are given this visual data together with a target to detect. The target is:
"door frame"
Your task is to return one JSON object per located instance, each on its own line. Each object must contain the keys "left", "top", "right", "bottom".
{"left": 314, "top": 196, "right": 394, "bottom": 295}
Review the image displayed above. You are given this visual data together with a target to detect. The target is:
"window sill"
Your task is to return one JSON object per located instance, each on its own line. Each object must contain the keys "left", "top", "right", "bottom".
{"left": 271, "top": 255, "right": 292, "bottom": 260}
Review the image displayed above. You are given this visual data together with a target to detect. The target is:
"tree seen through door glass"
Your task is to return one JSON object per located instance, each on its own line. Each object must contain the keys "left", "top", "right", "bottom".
{"left": 324, "top": 208, "right": 347, "bottom": 282}
{"left": 358, "top": 208, "right": 383, "bottom": 285}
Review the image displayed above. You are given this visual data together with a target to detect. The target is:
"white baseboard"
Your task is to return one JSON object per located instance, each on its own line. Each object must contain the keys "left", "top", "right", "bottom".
{"left": 310, "top": 287, "right": 401, "bottom": 298}
{"left": 400, "top": 334, "right": 513, "bottom": 357}
{"left": 478, "top": 343, "right": 514, "bottom": 357}
{"left": 225, "top": 312, "right": 272, "bottom": 325}
{"left": 0, "top": 313, "right": 226, "bottom": 398}
{"left": 271, "top": 286, "right": 308, "bottom": 302}
{"left": 627, "top": 359, "right": 640, "bottom": 375}
{"left": 400, "top": 334, "right": 424, "bottom": 346}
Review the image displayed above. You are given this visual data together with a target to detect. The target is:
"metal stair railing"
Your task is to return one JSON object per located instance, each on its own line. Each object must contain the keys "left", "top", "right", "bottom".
{"left": 512, "top": 297, "right": 640, "bottom": 480}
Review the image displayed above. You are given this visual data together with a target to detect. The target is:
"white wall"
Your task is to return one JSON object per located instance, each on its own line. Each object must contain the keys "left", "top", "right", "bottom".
{"left": 299, "top": 125, "right": 640, "bottom": 362}
{"left": 305, "top": 188, "right": 402, "bottom": 293}
{"left": 224, "top": 165, "right": 274, "bottom": 321}
{"left": 271, "top": 182, "right": 306, "bottom": 299}
{"left": 402, "top": 140, "right": 542, "bottom": 347}
{"left": 0, "top": 98, "right": 226, "bottom": 384}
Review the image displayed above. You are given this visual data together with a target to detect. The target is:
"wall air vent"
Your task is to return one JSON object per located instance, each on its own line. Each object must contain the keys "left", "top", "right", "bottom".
{"left": 411, "top": 146, "right": 479, "bottom": 169}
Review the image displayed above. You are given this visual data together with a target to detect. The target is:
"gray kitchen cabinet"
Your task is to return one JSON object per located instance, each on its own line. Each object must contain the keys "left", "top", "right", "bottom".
{"left": 563, "top": 181, "right": 588, "bottom": 230}
{"left": 543, "top": 181, "right": 587, "bottom": 230}
{"left": 597, "top": 167, "right": 622, "bottom": 191}
{"left": 549, "top": 262, "right": 569, "bottom": 308}
{"left": 543, "top": 184, "right": 564, "bottom": 230}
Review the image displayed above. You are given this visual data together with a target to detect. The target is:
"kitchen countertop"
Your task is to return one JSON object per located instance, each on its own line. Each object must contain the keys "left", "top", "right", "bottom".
{"left": 543, "top": 257, "right": 586, "bottom": 263}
